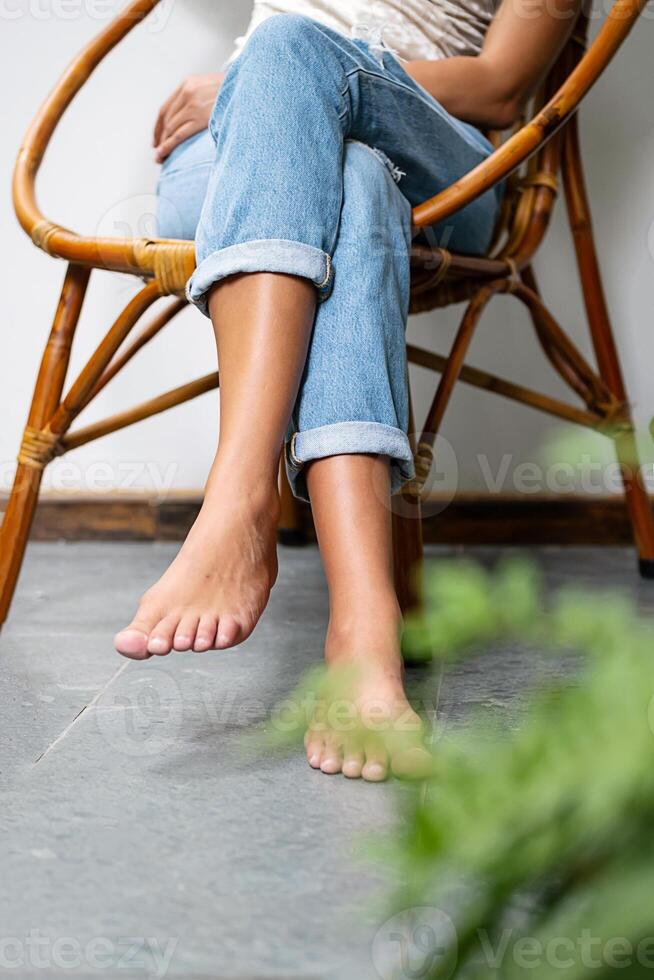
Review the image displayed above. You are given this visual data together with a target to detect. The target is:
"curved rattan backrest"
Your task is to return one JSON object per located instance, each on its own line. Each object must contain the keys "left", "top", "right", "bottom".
{"left": 12, "top": 0, "right": 644, "bottom": 284}
{"left": 484, "top": 10, "right": 591, "bottom": 264}
{"left": 412, "top": 0, "right": 645, "bottom": 231}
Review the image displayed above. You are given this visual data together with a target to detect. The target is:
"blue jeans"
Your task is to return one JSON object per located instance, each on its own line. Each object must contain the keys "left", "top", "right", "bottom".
{"left": 156, "top": 14, "right": 501, "bottom": 501}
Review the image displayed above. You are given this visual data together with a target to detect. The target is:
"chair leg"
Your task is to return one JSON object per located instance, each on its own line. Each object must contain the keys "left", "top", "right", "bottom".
{"left": 0, "top": 265, "right": 90, "bottom": 625}
{"left": 392, "top": 493, "right": 424, "bottom": 615}
{"left": 0, "top": 466, "right": 47, "bottom": 625}
{"left": 392, "top": 391, "right": 424, "bottom": 616}
{"left": 277, "top": 456, "right": 305, "bottom": 545}
{"left": 613, "top": 428, "right": 654, "bottom": 579}
{"left": 563, "top": 119, "right": 654, "bottom": 576}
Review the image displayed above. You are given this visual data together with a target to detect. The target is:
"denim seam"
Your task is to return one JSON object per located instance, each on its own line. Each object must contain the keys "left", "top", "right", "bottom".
{"left": 187, "top": 239, "right": 334, "bottom": 313}
{"left": 337, "top": 80, "right": 351, "bottom": 124}
{"left": 344, "top": 65, "right": 493, "bottom": 156}
{"left": 289, "top": 432, "right": 301, "bottom": 468}
{"left": 285, "top": 421, "right": 416, "bottom": 501}
{"left": 316, "top": 254, "right": 332, "bottom": 290}
{"left": 288, "top": 421, "right": 414, "bottom": 466}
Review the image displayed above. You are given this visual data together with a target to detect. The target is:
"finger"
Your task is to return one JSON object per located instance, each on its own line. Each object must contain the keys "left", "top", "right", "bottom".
{"left": 155, "top": 121, "right": 199, "bottom": 163}
{"left": 154, "top": 83, "right": 188, "bottom": 145}
{"left": 158, "top": 105, "right": 195, "bottom": 148}
{"left": 153, "top": 84, "right": 183, "bottom": 147}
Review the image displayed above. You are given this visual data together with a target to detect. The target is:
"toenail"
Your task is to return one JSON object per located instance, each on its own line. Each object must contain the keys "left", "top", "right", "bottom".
{"left": 149, "top": 638, "right": 167, "bottom": 651}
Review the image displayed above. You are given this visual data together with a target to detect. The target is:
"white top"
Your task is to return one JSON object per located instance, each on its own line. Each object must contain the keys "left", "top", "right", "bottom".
{"left": 230, "top": 0, "right": 500, "bottom": 64}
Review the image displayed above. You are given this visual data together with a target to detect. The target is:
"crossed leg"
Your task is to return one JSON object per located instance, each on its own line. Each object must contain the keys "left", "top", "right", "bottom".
{"left": 114, "top": 148, "right": 429, "bottom": 778}
{"left": 114, "top": 272, "right": 315, "bottom": 658}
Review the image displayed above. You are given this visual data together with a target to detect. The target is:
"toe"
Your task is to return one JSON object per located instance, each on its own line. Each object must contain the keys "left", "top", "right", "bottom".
{"left": 114, "top": 616, "right": 158, "bottom": 659}
{"left": 194, "top": 615, "right": 218, "bottom": 652}
{"left": 320, "top": 735, "right": 343, "bottom": 775}
{"left": 147, "top": 615, "right": 179, "bottom": 656}
{"left": 173, "top": 614, "right": 199, "bottom": 652}
{"left": 114, "top": 629, "right": 149, "bottom": 660}
{"left": 391, "top": 743, "right": 434, "bottom": 781}
{"left": 305, "top": 735, "right": 324, "bottom": 769}
{"left": 362, "top": 740, "right": 389, "bottom": 782}
{"left": 342, "top": 737, "right": 365, "bottom": 779}
{"left": 215, "top": 614, "right": 241, "bottom": 650}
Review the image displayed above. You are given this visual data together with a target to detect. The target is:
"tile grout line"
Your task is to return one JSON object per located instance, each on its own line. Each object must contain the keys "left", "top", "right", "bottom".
{"left": 429, "top": 659, "right": 445, "bottom": 744}
{"left": 32, "top": 660, "right": 131, "bottom": 766}
{"left": 420, "top": 659, "right": 445, "bottom": 810}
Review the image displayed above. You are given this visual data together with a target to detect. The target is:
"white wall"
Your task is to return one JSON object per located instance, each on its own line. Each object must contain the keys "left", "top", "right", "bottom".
{"left": 1, "top": 0, "right": 653, "bottom": 498}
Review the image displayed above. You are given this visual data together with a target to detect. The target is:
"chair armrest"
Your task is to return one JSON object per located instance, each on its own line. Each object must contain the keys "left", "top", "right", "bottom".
{"left": 12, "top": 0, "right": 163, "bottom": 265}
{"left": 14, "top": 0, "right": 644, "bottom": 269}
{"left": 412, "top": 0, "right": 645, "bottom": 228}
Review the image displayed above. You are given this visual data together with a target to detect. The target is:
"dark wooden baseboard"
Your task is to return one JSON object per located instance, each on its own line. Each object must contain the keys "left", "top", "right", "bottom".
{"left": 0, "top": 492, "right": 642, "bottom": 545}
{"left": 419, "top": 494, "right": 635, "bottom": 545}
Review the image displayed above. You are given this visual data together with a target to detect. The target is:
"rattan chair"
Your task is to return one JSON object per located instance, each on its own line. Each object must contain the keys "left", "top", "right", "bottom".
{"left": 1, "top": 0, "right": 652, "bottom": 624}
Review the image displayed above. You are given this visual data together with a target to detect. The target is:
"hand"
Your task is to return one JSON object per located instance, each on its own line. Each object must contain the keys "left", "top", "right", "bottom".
{"left": 153, "top": 73, "right": 224, "bottom": 163}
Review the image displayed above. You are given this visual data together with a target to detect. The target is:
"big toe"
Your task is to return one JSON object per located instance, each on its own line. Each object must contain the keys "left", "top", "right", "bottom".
{"left": 114, "top": 627, "right": 150, "bottom": 660}
{"left": 391, "top": 743, "right": 434, "bottom": 780}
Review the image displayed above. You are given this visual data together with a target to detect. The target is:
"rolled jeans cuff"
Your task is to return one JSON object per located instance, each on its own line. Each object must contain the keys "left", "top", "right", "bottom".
{"left": 285, "top": 421, "right": 416, "bottom": 502}
{"left": 186, "top": 239, "right": 334, "bottom": 315}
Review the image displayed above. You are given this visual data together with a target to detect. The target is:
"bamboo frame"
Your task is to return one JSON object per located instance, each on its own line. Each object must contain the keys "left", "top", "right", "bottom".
{"left": 1, "top": 0, "right": 653, "bottom": 628}
{"left": 406, "top": 344, "right": 602, "bottom": 430}
{"left": 80, "top": 297, "right": 187, "bottom": 410}
{"left": 61, "top": 372, "right": 220, "bottom": 452}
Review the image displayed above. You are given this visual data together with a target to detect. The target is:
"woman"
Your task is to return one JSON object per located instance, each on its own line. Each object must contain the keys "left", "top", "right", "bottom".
{"left": 114, "top": 0, "right": 580, "bottom": 779}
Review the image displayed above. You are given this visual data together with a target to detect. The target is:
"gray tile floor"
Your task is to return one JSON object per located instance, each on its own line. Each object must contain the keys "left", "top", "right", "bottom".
{"left": 1, "top": 542, "right": 652, "bottom": 979}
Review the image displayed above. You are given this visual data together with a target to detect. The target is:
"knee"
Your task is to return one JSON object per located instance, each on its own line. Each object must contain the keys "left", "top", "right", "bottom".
{"left": 239, "top": 13, "right": 325, "bottom": 64}
{"left": 342, "top": 141, "right": 411, "bottom": 232}
{"left": 222, "top": 14, "right": 346, "bottom": 125}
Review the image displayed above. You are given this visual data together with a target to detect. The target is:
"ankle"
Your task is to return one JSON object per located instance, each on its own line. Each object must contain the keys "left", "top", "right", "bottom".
{"left": 204, "top": 463, "right": 280, "bottom": 518}
{"left": 209, "top": 443, "right": 280, "bottom": 489}
{"left": 326, "top": 596, "right": 403, "bottom": 665}
{"left": 329, "top": 588, "right": 402, "bottom": 633}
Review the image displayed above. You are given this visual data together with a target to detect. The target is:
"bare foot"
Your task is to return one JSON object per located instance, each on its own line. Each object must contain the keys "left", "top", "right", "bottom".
{"left": 304, "top": 605, "right": 433, "bottom": 782}
{"left": 114, "top": 474, "right": 279, "bottom": 659}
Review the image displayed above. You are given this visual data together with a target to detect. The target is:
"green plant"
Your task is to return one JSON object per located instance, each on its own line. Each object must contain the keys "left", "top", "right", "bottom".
{"left": 391, "top": 558, "right": 654, "bottom": 979}
{"left": 259, "top": 552, "right": 654, "bottom": 978}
